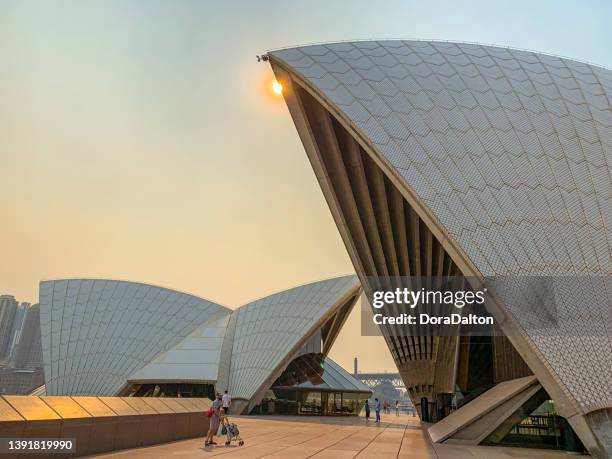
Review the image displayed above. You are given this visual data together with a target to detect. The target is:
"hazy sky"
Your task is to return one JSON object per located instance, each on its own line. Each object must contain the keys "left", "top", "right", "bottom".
{"left": 1, "top": 0, "right": 610, "bottom": 372}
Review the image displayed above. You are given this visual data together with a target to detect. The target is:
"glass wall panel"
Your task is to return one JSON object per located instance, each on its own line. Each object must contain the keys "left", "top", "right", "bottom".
{"left": 248, "top": 353, "right": 371, "bottom": 416}
{"left": 250, "top": 390, "right": 369, "bottom": 416}
{"left": 342, "top": 392, "right": 357, "bottom": 415}
{"left": 483, "top": 388, "right": 585, "bottom": 452}
{"left": 327, "top": 392, "right": 342, "bottom": 415}
{"left": 299, "top": 391, "right": 322, "bottom": 415}
{"left": 129, "top": 383, "right": 215, "bottom": 399}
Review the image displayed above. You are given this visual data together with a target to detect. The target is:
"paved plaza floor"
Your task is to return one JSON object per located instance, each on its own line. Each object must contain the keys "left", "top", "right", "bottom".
{"left": 89, "top": 413, "right": 589, "bottom": 458}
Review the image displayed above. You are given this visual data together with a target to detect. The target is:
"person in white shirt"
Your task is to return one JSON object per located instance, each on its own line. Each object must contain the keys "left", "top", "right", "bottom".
{"left": 222, "top": 390, "right": 231, "bottom": 414}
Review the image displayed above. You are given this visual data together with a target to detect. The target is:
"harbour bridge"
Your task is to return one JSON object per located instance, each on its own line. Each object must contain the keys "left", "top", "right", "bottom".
{"left": 355, "top": 372, "right": 405, "bottom": 389}
{"left": 352, "top": 358, "right": 405, "bottom": 390}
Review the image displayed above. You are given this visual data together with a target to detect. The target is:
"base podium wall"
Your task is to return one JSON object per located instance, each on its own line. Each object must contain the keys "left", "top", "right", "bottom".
{"left": 0, "top": 396, "right": 210, "bottom": 458}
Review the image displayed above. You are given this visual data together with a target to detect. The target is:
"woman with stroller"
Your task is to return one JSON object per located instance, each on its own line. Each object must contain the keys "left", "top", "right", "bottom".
{"left": 205, "top": 393, "right": 224, "bottom": 447}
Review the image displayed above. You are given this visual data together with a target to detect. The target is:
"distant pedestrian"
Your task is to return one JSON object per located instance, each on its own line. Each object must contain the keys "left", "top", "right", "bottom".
{"left": 364, "top": 399, "right": 371, "bottom": 421}
{"left": 375, "top": 398, "right": 381, "bottom": 423}
{"left": 222, "top": 390, "right": 231, "bottom": 414}
{"left": 395, "top": 400, "right": 400, "bottom": 416}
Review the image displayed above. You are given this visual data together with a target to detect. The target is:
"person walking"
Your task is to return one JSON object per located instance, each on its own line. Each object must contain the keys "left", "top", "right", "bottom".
{"left": 375, "top": 398, "right": 381, "bottom": 423}
{"left": 395, "top": 400, "right": 400, "bottom": 416}
{"left": 205, "top": 393, "right": 223, "bottom": 447}
{"left": 364, "top": 399, "right": 371, "bottom": 421}
{"left": 222, "top": 390, "right": 231, "bottom": 414}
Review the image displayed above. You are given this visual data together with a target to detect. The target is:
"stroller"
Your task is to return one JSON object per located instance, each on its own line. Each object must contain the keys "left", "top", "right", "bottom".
{"left": 221, "top": 416, "right": 244, "bottom": 446}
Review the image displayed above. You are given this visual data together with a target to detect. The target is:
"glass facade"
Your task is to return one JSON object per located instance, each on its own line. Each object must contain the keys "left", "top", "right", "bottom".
{"left": 128, "top": 383, "right": 216, "bottom": 399}
{"left": 252, "top": 389, "right": 368, "bottom": 416}
{"left": 250, "top": 354, "right": 371, "bottom": 416}
{"left": 483, "top": 388, "right": 585, "bottom": 452}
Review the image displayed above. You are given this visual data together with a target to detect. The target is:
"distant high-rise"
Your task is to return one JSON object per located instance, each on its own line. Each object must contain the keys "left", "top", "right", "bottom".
{"left": 7, "top": 302, "right": 29, "bottom": 363}
{"left": 13, "top": 304, "right": 42, "bottom": 369}
{"left": 0, "top": 295, "right": 18, "bottom": 361}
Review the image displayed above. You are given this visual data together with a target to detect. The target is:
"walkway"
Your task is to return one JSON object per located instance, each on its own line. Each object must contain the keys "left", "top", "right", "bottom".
{"left": 88, "top": 413, "right": 587, "bottom": 458}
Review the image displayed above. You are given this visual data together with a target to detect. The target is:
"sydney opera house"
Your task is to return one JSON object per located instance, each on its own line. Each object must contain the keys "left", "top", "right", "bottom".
{"left": 267, "top": 40, "right": 612, "bottom": 457}
{"left": 5, "top": 38, "right": 611, "bottom": 459}
{"left": 36, "top": 276, "right": 370, "bottom": 416}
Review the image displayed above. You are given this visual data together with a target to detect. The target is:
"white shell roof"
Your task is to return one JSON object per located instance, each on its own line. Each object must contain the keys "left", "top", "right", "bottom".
{"left": 39, "top": 279, "right": 230, "bottom": 395}
{"left": 271, "top": 41, "right": 612, "bottom": 277}
{"left": 270, "top": 41, "right": 612, "bottom": 413}
{"left": 128, "top": 313, "right": 230, "bottom": 383}
{"left": 38, "top": 276, "right": 361, "bottom": 401}
{"left": 226, "top": 275, "right": 360, "bottom": 400}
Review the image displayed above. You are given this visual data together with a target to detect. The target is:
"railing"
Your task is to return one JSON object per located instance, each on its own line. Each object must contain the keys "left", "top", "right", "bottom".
{"left": 511, "top": 414, "right": 562, "bottom": 437}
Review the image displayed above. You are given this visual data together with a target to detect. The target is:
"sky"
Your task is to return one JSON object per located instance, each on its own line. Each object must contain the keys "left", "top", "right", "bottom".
{"left": 1, "top": 0, "right": 611, "bottom": 373}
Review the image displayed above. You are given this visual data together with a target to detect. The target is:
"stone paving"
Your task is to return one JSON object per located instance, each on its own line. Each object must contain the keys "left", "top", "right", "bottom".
{"left": 89, "top": 413, "right": 588, "bottom": 458}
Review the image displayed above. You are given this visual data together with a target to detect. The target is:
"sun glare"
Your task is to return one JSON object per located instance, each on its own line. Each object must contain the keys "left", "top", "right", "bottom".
{"left": 272, "top": 80, "right": 283, "bottom": 95}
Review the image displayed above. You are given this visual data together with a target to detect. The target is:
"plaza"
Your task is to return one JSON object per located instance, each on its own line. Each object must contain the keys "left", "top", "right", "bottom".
{"left": 90, "top": 413, "right": 588, "bottom": 459}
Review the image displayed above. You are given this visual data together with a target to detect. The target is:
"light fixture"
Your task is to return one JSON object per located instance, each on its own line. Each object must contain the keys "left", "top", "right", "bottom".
{"left": 272, "top": 80, "right": 283, "bottom": 95}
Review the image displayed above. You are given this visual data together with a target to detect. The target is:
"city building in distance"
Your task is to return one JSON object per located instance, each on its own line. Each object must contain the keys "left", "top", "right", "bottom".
{"left": 36, "top": 276, "right": 370, "bottom": 416}
{"left": 7, "top": 301, "right": 28, "bottom": 363}
{"left": 268, "top": 40, "right": 612, "bottom": 457}
{"left": 0, "top": 295, "right": 19, "bottom": 362}
{"left": 0, "top": 296, "right": 44, "bottom": 395}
